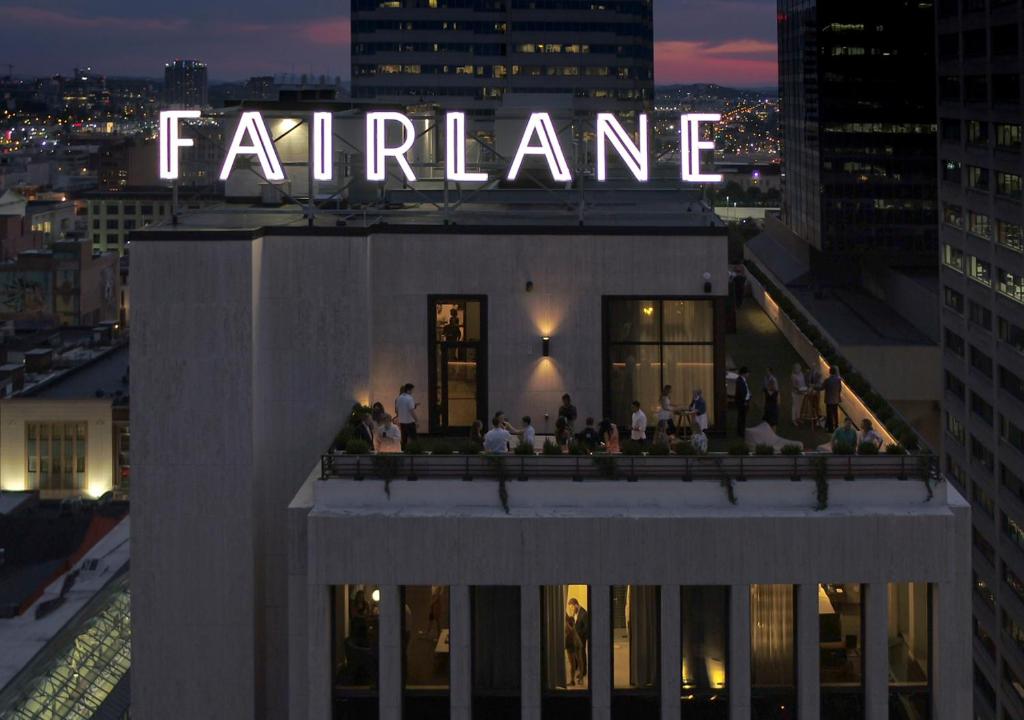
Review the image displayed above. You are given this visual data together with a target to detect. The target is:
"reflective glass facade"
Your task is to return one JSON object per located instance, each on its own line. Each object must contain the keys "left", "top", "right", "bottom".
{"left": 779, "top": 0, "right": 938, "bottom": 277}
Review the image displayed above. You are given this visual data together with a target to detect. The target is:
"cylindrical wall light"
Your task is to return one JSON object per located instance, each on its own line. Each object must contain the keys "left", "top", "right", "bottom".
{"left": 541, "top": 336, "right": 551, "bottom": 357}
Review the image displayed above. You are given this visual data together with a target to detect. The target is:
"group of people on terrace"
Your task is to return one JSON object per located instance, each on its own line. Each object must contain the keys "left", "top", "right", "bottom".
{"left": 347, "top": 370, "right": 886, "bottom": 455}
{"left": 734, "top": 363, "right": 845, "bottom": 434}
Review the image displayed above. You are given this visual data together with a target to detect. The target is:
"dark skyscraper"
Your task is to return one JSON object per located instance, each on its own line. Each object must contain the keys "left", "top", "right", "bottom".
{"left": 934, "top": 1, "right": 1024, "bottom": 716}
{"left": 163, "top": 59, "right": 209, "bottom": 109}
{"left": 350, "top": 0, "right": 653, "bottom": 114}
{"left": 777, "top": 0, "right": 938, "bottom": 279}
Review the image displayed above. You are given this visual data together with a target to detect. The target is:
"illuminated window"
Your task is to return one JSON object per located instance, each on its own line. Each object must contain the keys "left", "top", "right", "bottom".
{"left": 26, "top": 422, "right": 87, "bottom": 493}
{"left": 996, "top": 171, "right": 1022, "bottom": 199}
{"left": 403, "top": 585, "right": 450, "bottom": 716}
{"left": 542, "top": 585, "right": 590, "bottom": 718}
{"left": 997, "top": 220, "right": 1024, "bottom": 252}
{"left": 751, "top": 584, "right": 796, "bottom": 717}
{"left": 942, "top": 243, "right": 963, "bottom": 272}
{"left": 611, "top": 586, "right": 659, "bottom": 718}
{"left": 998, "top": 268, "right": 1024, "bottom": 304}
{"left": 680, "top": 585, "right": 728, "bottom": 704}
{"left": 967, "top": 254, "right": 991, "bottom": 286}
{"left": 887, "top": 583, "right": 930, "bottom": 717}
{"left": 604, "top": 298, "right": 716, "bottom": 432}
{"left": 820, "top": 584, "right": 863, "bottom": 716}
{"left": 332, "top": 583, "right": 380, "bottom": 717}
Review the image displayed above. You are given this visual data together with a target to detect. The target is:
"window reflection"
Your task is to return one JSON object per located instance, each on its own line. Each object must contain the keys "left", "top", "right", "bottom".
{"left": 333, "top": 584, "right": 380, "bottom": 720}
{"left": 819, "top": 583, "right": 863, "bottom": 716}
{"left": 750, "top": 584, "right": 796, "bottom": 719}
{"left": 889, "top": 582, "right": 930, "bottom": 719}
{"left": 681, "top": 586, "right": 728, "bottom": 720}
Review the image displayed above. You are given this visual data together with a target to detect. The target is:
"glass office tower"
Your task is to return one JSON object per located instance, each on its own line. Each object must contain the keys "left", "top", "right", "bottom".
{"left": 778, "top": 0, "right": 938, "bottom": 281}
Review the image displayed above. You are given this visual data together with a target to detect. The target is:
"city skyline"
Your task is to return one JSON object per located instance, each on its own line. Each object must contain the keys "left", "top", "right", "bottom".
{"left": 1, "top": 0, "right": 778, "bottom": 86}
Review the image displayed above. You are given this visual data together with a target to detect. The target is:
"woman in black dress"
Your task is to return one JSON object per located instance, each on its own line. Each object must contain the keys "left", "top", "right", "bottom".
{"left": 763, "top": 367, "right": 780, "bottom": 427}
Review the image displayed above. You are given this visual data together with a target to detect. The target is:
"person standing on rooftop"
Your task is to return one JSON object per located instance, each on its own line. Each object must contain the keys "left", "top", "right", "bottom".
{"left": 559, "top": 393, "right": 578, "bottom": 433}
{"left": 395, "top": 383, "right": 418, "bottom": 448}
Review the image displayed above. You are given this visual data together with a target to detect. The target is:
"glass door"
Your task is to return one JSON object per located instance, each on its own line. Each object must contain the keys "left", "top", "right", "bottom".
{"left": 429, "top": 297, "right": 486, "bottom": 432}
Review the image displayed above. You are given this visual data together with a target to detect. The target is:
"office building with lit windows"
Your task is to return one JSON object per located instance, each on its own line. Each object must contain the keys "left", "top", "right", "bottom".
{"left": 933, "top": 0, "right": 1024, "bottom": 717}
{"left": 350, "top": 0, "right": 653, "bottom": 113}
{"left": 163, "top": 59, "right": 209, "bottom": 110}
{"left": 775, "top": 0, "right": 938, "bottom": 278}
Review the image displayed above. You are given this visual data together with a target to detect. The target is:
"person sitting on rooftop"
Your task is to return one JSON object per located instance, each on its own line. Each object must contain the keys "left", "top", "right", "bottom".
{"left": 859, "top": 418, "right": 883, "bottom": 451}
{"left": 376, "top": 414, "right": 402, "bottom": 453}
{"left": 577, "top": 417, "right": 601, "bottom": 451}
{"left": 830, "top": 417, "right": 858, "bottom": 453}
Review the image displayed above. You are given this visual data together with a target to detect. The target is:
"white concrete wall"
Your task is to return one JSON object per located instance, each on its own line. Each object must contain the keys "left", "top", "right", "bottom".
{"left": 132, "top": 235, "right": 372, "bottom": 719}
{"left": 367, "top": 231, "right": 727, "bottom": 433}
{"left": 0, "top": 397, "right": 112, "bottom": 497}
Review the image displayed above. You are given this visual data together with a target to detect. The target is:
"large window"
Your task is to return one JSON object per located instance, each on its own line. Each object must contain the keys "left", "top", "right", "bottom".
{"left": 681, "top": 586, "right": 728, "bottom": 719}
{"left": 472, "top": 586, "right": 521, "bottom": 720}
{"left": 542, "top": 585, "right": 590, "bottom": 720}
{"left": 611, "top": 586, "right": 659, "bottom": 718}
{"left": 403, "top": 585, "right": 450, "bottom": 719}
{"left": 820, "top": 584, "right": 863, "bottom": 717}
{"left": 888, "top": 582, "right": 931, "bottom": 719}
{"left": 604, "top": 298, "right": 716, "bottom": 431}
{"left": 428, "top": 297, "right": 486, "bottom": 432}
{"left": 26, "top": 422, "right": 87, "bottom": 493}
{"left": 750, "top": 584, "right": 796, "bottom": 719}
{"left": 333, "top": 584, "right": 380, "bottom": 720}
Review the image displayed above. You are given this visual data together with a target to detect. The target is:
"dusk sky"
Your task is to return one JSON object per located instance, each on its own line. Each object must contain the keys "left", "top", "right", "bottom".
{"left": 1, "top": 0, "right": 778, "bottom": 87}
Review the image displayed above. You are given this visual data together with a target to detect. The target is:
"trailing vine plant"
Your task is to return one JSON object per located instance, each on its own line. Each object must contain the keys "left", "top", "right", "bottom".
{"left": 372, "top": 454, "right": 400, "bottom": 498}
{"left": 916, "top": 452, "right": 938, "bottom": 501}
{"left": 811, "top": 456, "right": 828, "bottom": 511}
{"left": 485, "top": 455, "right": 510, "bottom": 513}
{"left": 713, "top": 458, "right": 737, "bottom": 505}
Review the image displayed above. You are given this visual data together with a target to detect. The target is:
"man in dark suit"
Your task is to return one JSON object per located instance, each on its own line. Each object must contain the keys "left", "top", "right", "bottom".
{"left": 734, "top": 366, "right": 751, "bottom": 438}
{"left": 822, "top": 365, "right": 842, "bottom": 432}
{"left": 353, "top": 411, "right": 375, "bottom": 448}
{"left": 568, "top": 598, "right": 590, "bottom": 682}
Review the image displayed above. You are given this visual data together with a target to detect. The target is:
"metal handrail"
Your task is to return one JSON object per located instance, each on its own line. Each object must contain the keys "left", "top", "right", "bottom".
{"left": 319, "top": 451, "right": 939, "bottom": 484}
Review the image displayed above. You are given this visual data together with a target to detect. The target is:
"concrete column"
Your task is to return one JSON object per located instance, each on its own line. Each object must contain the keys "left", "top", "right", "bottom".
{"left": 660, "top": 585, "right": 681, "bottom": 720}
{"left": 796, "top": 583, "right": 820, "bottom": 720}
{"left": 932, "top": 580, "right": 971, "bottom": 720}
{"left": 863, "top": 582, "right": 888, "bottom": 720}
{"left": 306, "top": 583, "right": 331, "bottom": 720}
{"left": 729, "top": 585, "right": 751, "bottom": 720}
{"left": 590, "top": 585, "right": 611, "bottom": 720}
{"left": 521, "top": 585, "right": 541, "bottom": 720}
{"left": 379, "top": 584, "right": 402, "bottom": 720}
{"left": 450, "top": 585, "right": 472, "bottom": 720}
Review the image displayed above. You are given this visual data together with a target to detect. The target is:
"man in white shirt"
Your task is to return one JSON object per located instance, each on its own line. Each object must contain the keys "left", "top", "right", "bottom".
{"left": 520, "top": 416, "right": 536, "bottom": 450}
{"left": 395, "top": 383, "right": 418, "bottom": 449}
{"left": 483, "top": 417, "right": 513, "bottom": 454}
{"left": 630, "top": 400, "right": 647, "bottom": 444}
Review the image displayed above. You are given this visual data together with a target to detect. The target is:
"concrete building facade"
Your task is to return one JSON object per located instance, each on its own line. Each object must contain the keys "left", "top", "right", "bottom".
{"left": 933, "top": 0, "right": 1024, "bottom": 716}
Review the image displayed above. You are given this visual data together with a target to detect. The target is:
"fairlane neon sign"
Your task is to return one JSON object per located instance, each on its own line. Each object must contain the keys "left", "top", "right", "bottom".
{"left": 159, "top": 110, "right": 723, "bottom": 184}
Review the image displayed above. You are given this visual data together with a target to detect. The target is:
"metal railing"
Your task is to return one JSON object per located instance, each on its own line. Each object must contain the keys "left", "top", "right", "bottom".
{"left": 319, "top": 451, "right": 940, "bottom": 484}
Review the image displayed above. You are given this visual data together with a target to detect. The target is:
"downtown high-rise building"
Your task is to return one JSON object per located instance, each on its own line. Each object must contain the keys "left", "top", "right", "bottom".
{"left": 163, "top": 59, "right": 209, "bottom": 109}
{"left": 777, "top": 0, "right": 938, "bottom": 280}
{"left": 350, "top": 0, "right": 653, "bottom": 114}
{"left": 934, "top": 0, "right": 1024, "bottom": 717}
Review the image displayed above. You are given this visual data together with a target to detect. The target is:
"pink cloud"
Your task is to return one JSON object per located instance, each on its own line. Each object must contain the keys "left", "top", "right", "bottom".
{"left": 5, "top": 5, "right": 188, "bottom": 32}
{"left": 656, "top": 39, "right": 777, "bottom": 86}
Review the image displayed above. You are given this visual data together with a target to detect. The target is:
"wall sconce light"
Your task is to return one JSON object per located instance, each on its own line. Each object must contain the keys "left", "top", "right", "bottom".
{"left": 703, "top": 271, "right": 713, "bottom": 294}
{"left": 541, "top": 336, "right": 551, "bottom": 357}
{"left": 525, "top": 280, "right": 534, "bottom": 292}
